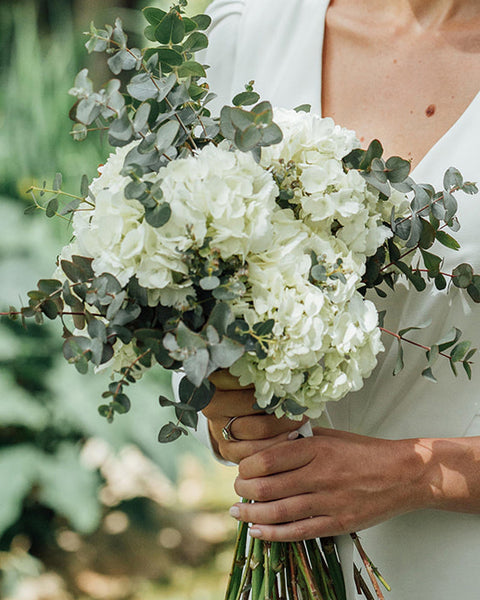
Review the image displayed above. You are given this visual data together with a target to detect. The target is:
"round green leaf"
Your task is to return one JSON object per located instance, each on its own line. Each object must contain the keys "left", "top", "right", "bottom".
{"left": 155, "top": 12, "right": 185, "bottom": 44}
{"left": 452, "top": 263, "right": 474, "bottom": 288}
{"left": 145, "top": 202, "right": 171, "bottom": 228}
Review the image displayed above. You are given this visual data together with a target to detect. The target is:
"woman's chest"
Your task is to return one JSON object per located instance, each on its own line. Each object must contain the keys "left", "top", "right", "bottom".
{"left": 321, "top": 13, "right": 480, "bottom": 169}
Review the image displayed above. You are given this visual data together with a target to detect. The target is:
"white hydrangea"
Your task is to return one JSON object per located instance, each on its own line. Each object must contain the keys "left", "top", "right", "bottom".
{"left": 70, "top": 141, "right": 278, "bottom": 304}
{"left": 61, "top": 109, "right": 409, "bottom": 420}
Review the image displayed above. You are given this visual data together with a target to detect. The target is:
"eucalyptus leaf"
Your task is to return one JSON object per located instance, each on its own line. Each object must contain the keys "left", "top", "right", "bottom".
{"left": 143, "top": 7, "right": 167, "bottom": 26}
{"left": 450, "top": 340, "right": 471, "bottom": 363}
{"left": 178, "top": 377, "right": 214, "bottom": 411}
{"left": 184, "top": 348, "right": 209, "bottom": 387}
{"left": 235, "top": 124, "right": 262, "bottom": 151}
{"left": 175, "top": 405, "right": 198, "bottom": 429}
{"left": 294, "top": 104, "right": 311, "bottom": 113}
{"left": 452, "top": 263, "right": 473, "bottom": 288}
{"left": 206, "top": 303, "right": 235, "bottom": 337}
{"left": 156, "top": 120, "right": 180, "bottom": 153}
{"left": 127, "top": 73, "right": 160, "bottom": 102}
{"left": 385, "top": 156, "right": 411, "bottom": 183}
{"left": 210, "top": 337, "right": 245, "bottom": 369}
{"left": 155, "top": 12, "right": 185, "bottom": 44}
{"left": 421, "top": 367, "right": 438, "bottom": 383}
{"left": 260, "top": 123, "right": 283, "bottom": 146}
{"left": 443, "top": 191, "right": 458, "bottom": 221}
{"left": 282, "top": 399, "right": 308, "bottom": 416}
{"left": 436, "top": 327, "right": 462, "bottom": 352}
{"left": 467, "top": 275, "right": 480, "bottom": 303}
{"left": 436, "top": 230, "right": 460, "bottom": 250}
{"left": 145, "top": 202, "right": 171, "bottom": 228}
{"left": 360, "top": 139, "right": 383, "bottom": 170}
{"left": 199, "top": 275, "right": 220, "bottom": 290}
{"left": 393, "top": 341, "right": 404, "bottom": 376}
{"left": 443, "top": 166, "right": 463, "bottom": 191}
{"left": 183, "top": 32, "right": 209, "bottom": 53}
{"left": 156, "top": 48, "right": 183, "bottom": 67}
{"left": 233, "top": 91, "right": 261, "bottom": 107}
{"left": 191, "top": 14, "right": 212, "bottom": 30}
{"left": 158, "top": 422, "right": 186, "bottom": 443}
{"left": 108, "top": 111, "right": 134, "bottom": 146}
{"left": 405, "top": 215, "right": 423, "bottom": 248}
{"left": 420, "top": 249, "right": 442, "bottom": 277}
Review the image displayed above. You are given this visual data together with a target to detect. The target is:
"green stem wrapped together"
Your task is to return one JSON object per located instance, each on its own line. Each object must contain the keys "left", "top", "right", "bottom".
{"left": 224, "top": 521, "right": 389, "bottom": 600}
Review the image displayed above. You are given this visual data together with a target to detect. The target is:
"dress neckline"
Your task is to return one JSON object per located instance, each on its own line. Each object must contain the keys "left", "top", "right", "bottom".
{"left": 316, "top": 0, "right": 480, "bottom": 177}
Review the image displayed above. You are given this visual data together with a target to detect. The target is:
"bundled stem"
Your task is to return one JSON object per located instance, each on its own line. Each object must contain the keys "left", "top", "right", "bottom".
{"left": 224, "top": 522, "right": 390, "bottom": 600}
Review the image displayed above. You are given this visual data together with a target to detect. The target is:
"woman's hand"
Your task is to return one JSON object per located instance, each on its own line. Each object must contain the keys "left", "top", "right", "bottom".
{"left": 202, "top": 388, "right": 306, "bottom": 463}
{"left": 231, "top": 427, "right": 438, "bottom": 541}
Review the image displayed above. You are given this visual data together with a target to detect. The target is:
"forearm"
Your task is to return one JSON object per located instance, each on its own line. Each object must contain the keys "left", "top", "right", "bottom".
{"left": 414, "top": 435, "right": 480, "bottom": 514}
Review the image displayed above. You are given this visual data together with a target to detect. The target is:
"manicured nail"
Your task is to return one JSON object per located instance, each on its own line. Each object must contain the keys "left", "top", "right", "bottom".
{"left": 229, "top": 506, "right": 241, "bottom": 519}
{"left": 249, "top": 528, "right": 262, "bottom": 538}
{"left": 288, "top": 430, "right": 300, "bottom": 440}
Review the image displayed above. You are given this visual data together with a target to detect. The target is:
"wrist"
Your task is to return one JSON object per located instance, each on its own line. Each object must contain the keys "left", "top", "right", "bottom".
{"left": 410, "top": 436, "right": 480, "bottom": 512}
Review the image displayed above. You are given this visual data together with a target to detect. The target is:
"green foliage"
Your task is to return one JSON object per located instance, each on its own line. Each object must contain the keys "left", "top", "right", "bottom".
{"left": 350, "top": 141, "right": 480, "bottom": 312}
{"left": 0, "top": 2, "right": 106, "bottom": 198}
{"left": 0, "top": 1, "right": 206, "bottom": 556}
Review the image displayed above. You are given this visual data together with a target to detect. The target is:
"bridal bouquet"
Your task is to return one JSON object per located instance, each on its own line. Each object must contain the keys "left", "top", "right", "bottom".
{"left": 4, "top": 2, "right": 479, "bottom": 599}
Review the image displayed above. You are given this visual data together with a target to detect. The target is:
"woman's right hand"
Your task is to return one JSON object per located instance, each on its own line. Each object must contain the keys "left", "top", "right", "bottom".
{"left": 202, "top": 388, "right": 306, "bottom": 463}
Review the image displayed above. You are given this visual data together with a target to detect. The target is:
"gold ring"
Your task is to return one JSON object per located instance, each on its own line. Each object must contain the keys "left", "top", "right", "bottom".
{"left": 222, "top": 416, "right": 241, "bottom": 442}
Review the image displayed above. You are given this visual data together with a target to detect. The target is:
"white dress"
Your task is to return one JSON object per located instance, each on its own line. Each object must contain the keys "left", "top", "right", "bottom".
{"left": 182, "top": 1, "right": 480, "bottom": 597}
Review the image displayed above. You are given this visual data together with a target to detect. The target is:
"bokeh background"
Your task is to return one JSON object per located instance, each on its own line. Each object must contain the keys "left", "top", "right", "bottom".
{"left": 0, "top": 1, "right": 239, "bottom": 599}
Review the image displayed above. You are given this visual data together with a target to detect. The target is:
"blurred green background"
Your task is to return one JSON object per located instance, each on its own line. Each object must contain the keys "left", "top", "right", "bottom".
{"left": 0, "top": 1, "right": 239, "bottom": 599}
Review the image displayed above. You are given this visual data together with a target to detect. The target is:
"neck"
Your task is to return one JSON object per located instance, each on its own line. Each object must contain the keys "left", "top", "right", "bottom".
{"left": 354, "top": 0, "right": 478, "bottom": 28}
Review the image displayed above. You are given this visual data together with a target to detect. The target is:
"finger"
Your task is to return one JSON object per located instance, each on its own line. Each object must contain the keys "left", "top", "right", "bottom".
{"left": 224, "top": 414, "right": 305, "bottom": 442}
{"left": 238, "top": 438, "right": 314, "bottom": 479}
{"left": 235, "top": 467, "right": 313, "bottom": 501}
{"left": 202, "top": 388, "right": 258, "bottom": 419}
{"left": 219, "top": 431, "right": 301, "bottom": 464}
{"left": 230, "top": 493, "right": 319, "bottom": 525}
{"left": 248, "top": 515, "right": 348, "bottom": 542}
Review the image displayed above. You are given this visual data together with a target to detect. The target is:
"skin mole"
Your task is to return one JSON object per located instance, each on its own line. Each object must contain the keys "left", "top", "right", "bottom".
{"left": 426, "top": 104, "right": 436, "bottom": 117}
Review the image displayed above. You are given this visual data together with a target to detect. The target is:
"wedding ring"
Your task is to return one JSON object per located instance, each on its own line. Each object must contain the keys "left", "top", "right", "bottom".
{"left": 222, "top": 416, "right": 241, "bottom": 442}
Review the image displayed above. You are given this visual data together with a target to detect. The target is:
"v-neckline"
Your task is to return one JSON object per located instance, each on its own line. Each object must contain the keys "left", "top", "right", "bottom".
{"left": 316, "top": 0, "right": 480, "bottom": 177}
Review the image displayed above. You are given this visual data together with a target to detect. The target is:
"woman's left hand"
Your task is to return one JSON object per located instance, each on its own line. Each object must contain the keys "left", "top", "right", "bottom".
{"left": 231, "top": 427, "right": 434, "bottom": 541}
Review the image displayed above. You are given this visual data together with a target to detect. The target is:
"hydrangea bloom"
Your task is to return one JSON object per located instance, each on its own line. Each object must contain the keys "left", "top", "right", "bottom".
{"left": 62, "top": 110, "right": 410, "bottom": 419}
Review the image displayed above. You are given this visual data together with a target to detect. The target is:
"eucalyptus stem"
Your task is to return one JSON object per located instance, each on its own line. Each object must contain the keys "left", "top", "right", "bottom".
{"left": 353, "top": 565, "right": 375, "bottom": 600}
{"left": 292, "top": 542, "right": 323, "bottom": 600}
{"left": 251, "top": 538, "right": 265, "bottom": 600}
{"left": 305, "top": 539, "right": 336, "bottom": 600}
{"left": 279, "top": 566, "right": 287, "bottom": 600}
{"left": 287, "top": 546, "right": 299, "bottom": 600}
{"left": 241, "top": 569, "right": 253, "bottom": 600}
{"left": 225, "top": 517, "right": 249, "bottom": 600}
{"left": 270, "top": 542, "right": 284, "bottom": 574}
{"left": 351, "top": 534, "right": 389, "bottom": 599}
{"left": 321, "top": 538, "right": 346, "bottom": 600}
{"left": 264, "top": 542, "right": 272, "bottom": 600}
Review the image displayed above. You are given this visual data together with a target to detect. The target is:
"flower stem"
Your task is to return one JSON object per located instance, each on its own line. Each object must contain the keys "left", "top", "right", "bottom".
{"left": 251, "top": 538, "right": 265, "bottom": 600}
{"left": 353, "top": 565, "right": 375, "bottom": 600}
{"left": 351, "top": 533, "right": 390, "bottom": 599}
{"left": 225, "top": 517, "right": 249, "bottom": 600}
{"left": 321, "top": 538, "right": 346, "bottom": 600}
{"left": 292, "top": 542, "right": 323, "bottom": 600}
{"left": 287, "top": 546, "right": 299, "bottom": 600}
{"left": 305, "top": 539, "right": 336, "bottom": 600}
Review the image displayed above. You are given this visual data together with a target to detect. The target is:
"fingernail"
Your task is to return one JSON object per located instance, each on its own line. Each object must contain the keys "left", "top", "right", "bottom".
{"left": 288, "top": 430, "right": 300, "bottom": 440}
{"left": 229, "top": 506, "right": 241, "bottom": 519}
{"left": 249, "top": 528, "right": 262, "bottom": 538}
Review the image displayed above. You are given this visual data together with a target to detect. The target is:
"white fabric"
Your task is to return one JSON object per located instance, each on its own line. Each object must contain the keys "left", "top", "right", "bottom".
{"left": 172, "top": 1, "right": 480, "bottom": 597}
